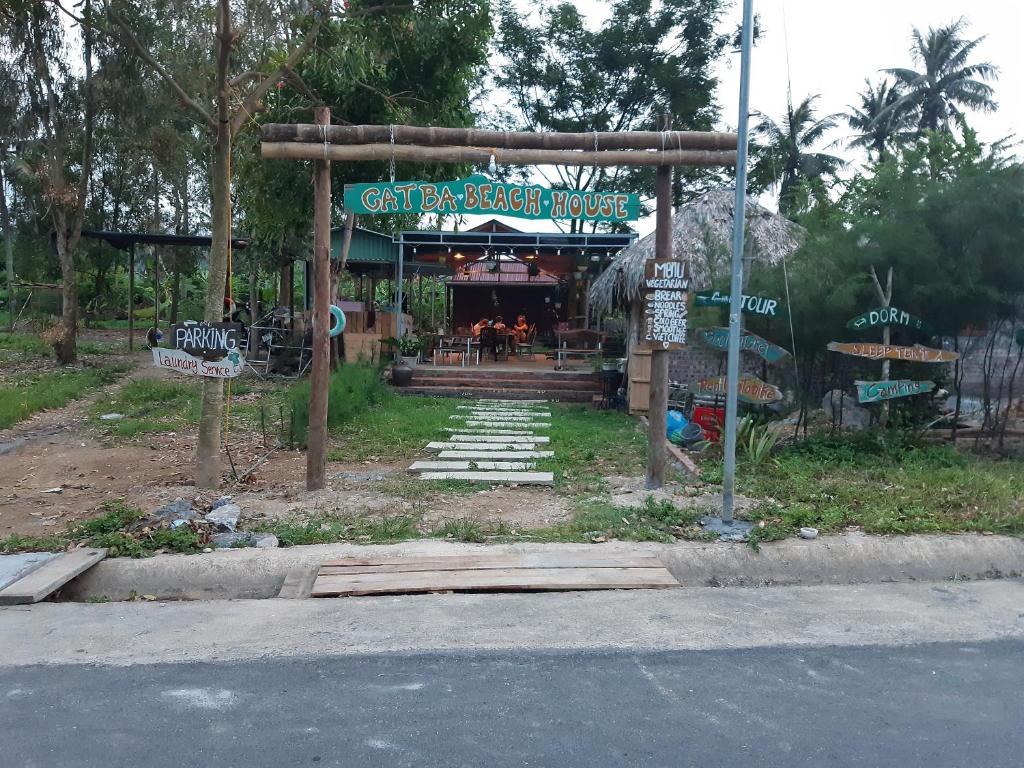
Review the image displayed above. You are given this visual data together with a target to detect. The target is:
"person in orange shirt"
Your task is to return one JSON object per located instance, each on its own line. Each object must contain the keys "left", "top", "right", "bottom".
{"left": 514, "top": 314, "right": 529, "bottom": 343}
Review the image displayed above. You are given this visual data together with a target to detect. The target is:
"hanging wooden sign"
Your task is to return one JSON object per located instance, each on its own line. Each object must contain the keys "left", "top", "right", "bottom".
{"left": 641, "top": 259, "right": 688, "bottom": 349}
{"left": 696, "top": 327, "right": 789, "bottom": 363}
{"left": 343, "top": 174, "right": 641, "bottom": 222}
{"left": 856, "top": 379, "right": 936, "bottom": 404}
{"left": 171, "top": 321, "right": 242, "bottom": 356}
{"left": 846, "top": 307, "right": 930, "bottom": 333}
{"left": 689, "top": 375, "right": 783, "bottom": 404}
{"left": 152, "top": 347, "right": 245, "bottom": 378}
{"left": 693, "top": 290, "right": 779, "bottom": 317}
{"left": 827, "top": 342, "right": 959, "bottom": 363}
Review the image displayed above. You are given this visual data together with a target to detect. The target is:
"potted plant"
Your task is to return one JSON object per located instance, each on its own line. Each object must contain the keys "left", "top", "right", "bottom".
{"left": 398, "top": 334, "right": 420, "bottom": 367}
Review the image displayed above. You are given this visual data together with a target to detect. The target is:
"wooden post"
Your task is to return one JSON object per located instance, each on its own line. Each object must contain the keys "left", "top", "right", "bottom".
{"left": 306, "top": 106, "right": 331, "bottom": 491}
{"left": 871, "top": 265, "right": 894, "bottom": 428}
{"left": 645, "top": 116, "right": 674, "bottom": 490}
{"left": 128, "top": 243, "right": 135, "bottom": 351}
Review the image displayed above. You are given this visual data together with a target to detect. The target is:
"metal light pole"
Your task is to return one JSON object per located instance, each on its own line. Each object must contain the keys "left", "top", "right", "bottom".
{"left": 722, "top": 0, "right": 755, "bottom": 524}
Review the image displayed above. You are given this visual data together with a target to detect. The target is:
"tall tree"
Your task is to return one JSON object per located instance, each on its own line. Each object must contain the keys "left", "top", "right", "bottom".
{"left": 886, "top": 18, "right": 998, "bottom": 133}
{"left": 492, "top": 0, "right": 730, "bottom": 231}
{"left": 750, "top": 94, "right": 845, "bottom": 218}
{"left": 3, "top": 1, "right": 96, "bottom": 363}
{"left": 844, "top": 78, "right": 915, "bottom": 161}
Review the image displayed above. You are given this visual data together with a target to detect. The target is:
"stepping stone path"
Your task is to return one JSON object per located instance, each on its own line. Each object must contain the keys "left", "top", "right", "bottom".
{"left": 408, "top": 399, "right": 555, "bottom": 485}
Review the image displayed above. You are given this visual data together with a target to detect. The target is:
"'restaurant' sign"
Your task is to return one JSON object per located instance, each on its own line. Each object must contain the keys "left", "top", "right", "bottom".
{"left": 171, "top": 321, "right": 241, "bottom": 356}
{"left": 827, "top": 342, "right": 958, "bottom": 363}
{"left": 689, "top": 375, "right": 783, "bottom": 404}
{"left": 696, "top": 326, "right": 790, "bottom": 363}
{"left": 642, "top": 260, "right": 688, "bottom": 349}
{"left": 152, "top": 347, "right": 245, "bottom": 378}
{"left": 856, "top": 379, "right": 936, "bottom": 403}
{"left": 343, "top": 175, "right": 641, "bottom": 222}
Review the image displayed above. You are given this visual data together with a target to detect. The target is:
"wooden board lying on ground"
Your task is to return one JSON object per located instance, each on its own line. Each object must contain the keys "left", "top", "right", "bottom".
{"left": 0, "top": 548, "right": 106, "bottom": 605}
{"left": 312, "top": 553, "right": 679, "bottom": 597}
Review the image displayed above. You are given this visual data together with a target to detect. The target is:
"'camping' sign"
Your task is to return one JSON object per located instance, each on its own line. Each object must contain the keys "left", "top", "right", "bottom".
{"left": 642, "top": 260, "right": 688, "bottom": 349}
{"left": 846, "top": 307, "right": 930, "bottom": 333}
{"left": 693, "top": 290, "right": 779, "bottom": 317}
{"left": 689, "top": 375, "right": 783, "bottom": 404}
{"left": 344, "top": 175, "right": 641, "bottom": 222}
{"left": 696, "top": 327, "right": 790, "bottom": 363}
{"left": 827, "top": 342, "right": 959, "bottom": 363}
{"left": 856, "top": 379, "right": 936, "bottom": 404}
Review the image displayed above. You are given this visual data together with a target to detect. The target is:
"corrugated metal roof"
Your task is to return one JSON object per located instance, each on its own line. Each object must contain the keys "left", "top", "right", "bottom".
{"left": 449, "top": 261, "right": 558, "bottom": 285}
{"left": 330, "top": 226, "right": 397, "bottom": 264}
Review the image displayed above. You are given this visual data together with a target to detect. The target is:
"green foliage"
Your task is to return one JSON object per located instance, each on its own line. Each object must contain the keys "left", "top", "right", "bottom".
{"left": 286, "top": 363, "right": 387, "bottom": 446}
{"left": 706, "top": 431, "right": 1024, "bottom": 538}
{"left": 526, "top": 496, "right": 704, "bottom": 544}
{"left": 256, "top": 515, "right": 421, "bottom": 547}
{"left": 93, "top": 378, "right": 201, "bottom": 436}
{"left": 736, "top": 416, "right": 784, "bottom": 465}
{"left": 0, "top": 364, "right": 130, "bottom": 429}
{"left": 544, "top": 405, "right": 647, "bottom": 494}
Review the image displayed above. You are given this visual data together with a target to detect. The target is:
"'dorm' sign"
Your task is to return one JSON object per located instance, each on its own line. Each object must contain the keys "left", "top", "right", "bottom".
{"left": 847, "top": 306, "right": 930, "bottom": 333}
{"left": 343, "top": 174, "right": 641, "bottom": 222}
{"left": 642, "top": 260, "right": 689, "bottom": 349}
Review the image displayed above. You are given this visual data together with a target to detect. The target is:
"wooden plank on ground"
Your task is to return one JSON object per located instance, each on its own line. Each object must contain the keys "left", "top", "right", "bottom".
{"left": 320, "top": 553, "right": 666, "bottom": 570}
{"left": 0, "top": 548, "right": 107, "bottom": 605}
{"left": 311, "top": 566, "right": 678, "bottom": 597}
{"left": 276, "top": 565, "right": 320, "bottom": 599}
{"left": 418, "top": 470, "right": 554, "bottom": 484}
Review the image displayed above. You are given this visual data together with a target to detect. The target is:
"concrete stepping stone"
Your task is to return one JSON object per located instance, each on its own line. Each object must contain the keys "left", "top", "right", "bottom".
{"left": 476, "top": 399, "right": 548, "bottom": 404}
{"left": 418, "top": 471, "right": 554, "bottom": 485}
{"left": 437, "top": 450, "right": 553, "bottom": 459}
{"left": 452, "top": 414, "right": 550, "bottom": 421}
{"left": 427, "top": 441, "right": 541, "bottom": 451}
{"left": 448, "top": 435, "right": 549, "bottom": 444}
{"left": 467, "top": 411, "right": 552, "bottom": 419}
{"left": 442, "top": 428, "right": 537, "bottom": 435}
{"left": 409, "top": 460, "right": 536, "bottom": 471}
{"left": 457, "top": 405, "right": 549, "bottom": 412}
{"left": 463, "top": 420, "right": 551, "bottom": 428}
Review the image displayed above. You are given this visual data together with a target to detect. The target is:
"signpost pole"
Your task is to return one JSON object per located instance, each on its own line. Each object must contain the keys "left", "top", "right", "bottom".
{"left": 128, "top": 243, "right": 135, "bottom": 352}
{"left": 722, "top": 0, "right": 755, "bottom": 524}
{"left": 306, "top": 106, "right": 331, "bottom": 492}
{"left": 645, "top": 115, "right": 673, "bottom": 490}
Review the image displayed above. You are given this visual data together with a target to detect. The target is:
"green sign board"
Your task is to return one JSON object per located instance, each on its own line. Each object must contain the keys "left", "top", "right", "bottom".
{"left": 693, "top": 290, "right": 779, "bottom": 317}
{"left": 696, "top": 327, "right": 789, "bottom": 363}
{"left": 343, "top": 175, "right": 641, "bottom": 221}
{"left": 847, "top": 306, "right": 930, "bottom": 333}
{"left": 855, "top": 379, "right": 936, "bottom": 404}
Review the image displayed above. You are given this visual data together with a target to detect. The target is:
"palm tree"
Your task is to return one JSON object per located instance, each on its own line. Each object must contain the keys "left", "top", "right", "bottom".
{"left": 751, "top": 94, "right": 845, "bottom": 218}
{"left": 844, "top": 78, "right": 916, "bottom": 160}
{"left": 886, "top": 18, "right": 998, "bottom": 133}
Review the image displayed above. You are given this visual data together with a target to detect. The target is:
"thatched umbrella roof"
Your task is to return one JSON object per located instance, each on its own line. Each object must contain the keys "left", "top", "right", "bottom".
{"left": 589, "top": 187, "right": 804, "bottom": 314}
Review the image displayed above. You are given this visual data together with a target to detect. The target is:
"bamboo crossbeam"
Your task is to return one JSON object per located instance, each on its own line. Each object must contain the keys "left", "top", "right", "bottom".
{"left": 261, "top": 123, "right": 738, "bottom": 151}
{"left": 261, "top": 142, "right": 736, "bottom": 168}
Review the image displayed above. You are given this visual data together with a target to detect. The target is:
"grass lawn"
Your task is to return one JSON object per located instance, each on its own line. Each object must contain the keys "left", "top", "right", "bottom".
{"left": 0, "top": 364, "right": 131, "bottom": 429}
{"left": 701, "top": 431, "right": 1024, "bottom": 541}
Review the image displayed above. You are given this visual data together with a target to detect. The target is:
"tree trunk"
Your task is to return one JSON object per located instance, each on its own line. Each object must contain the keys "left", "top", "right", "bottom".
{"left": 195, "top": 107, "right": 232, "bottom": 488}
{"left": 170, "top": 264, "right": 181, "bottom": 325}
{"left": 0, "top": 159, "right": 14, "bottom": 332}
{"left": 55, "top": 212, "right": 79, "bottom": 365}
{"left": 306, "top": 106, "right": 331, "bottom": 491}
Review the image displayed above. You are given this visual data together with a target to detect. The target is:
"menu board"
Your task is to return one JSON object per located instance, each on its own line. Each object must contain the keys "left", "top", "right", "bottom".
{"left": 642, "top": 259, "right": 688, "bottom": 350}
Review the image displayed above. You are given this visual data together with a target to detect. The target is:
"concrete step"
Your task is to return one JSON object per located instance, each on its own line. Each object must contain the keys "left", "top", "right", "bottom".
{"left": 409, "top": 461, "right": 537, "bottom": 471}
{"left": 437, "top": 450, "right": 553, "bottom": 459}
{"left": 412, "top": 377, "right": 601, "bottom": 392}
{"left": 417, "top": 471, "right": 554, "bottom": 485}
{"left": 461, "top": 421, "right": 551, "bottom": 429}
{"left": 447, "top": 435, "right": 550, "bottom": 444}
{"left": 397, "top": 387, "right": 594, "bottom": 402}
{"left": 427, "top": 442, "right": 543, "bottom": 451}
{"left": 451, "top": 414, "right": 548, "bottom": 422}
{"left": 442, "top": 428, "right": 539, "bottom": 435}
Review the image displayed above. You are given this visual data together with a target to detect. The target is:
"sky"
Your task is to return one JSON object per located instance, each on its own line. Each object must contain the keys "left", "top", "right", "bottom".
{"left": 466, "top": 0, "right": 1023, "bottom": 236}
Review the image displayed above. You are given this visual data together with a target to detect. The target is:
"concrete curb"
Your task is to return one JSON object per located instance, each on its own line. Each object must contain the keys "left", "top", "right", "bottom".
{"left": 61, "top": 533, "right": 1024, "bottom": 602}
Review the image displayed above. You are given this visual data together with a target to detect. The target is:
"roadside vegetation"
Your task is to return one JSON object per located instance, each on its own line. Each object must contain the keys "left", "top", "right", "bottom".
{"left": 0, "top": 363, "right": 130, "bottom": 429}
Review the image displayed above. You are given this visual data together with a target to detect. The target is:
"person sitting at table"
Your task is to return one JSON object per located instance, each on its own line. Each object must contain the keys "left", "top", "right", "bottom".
{"left": 493, "top": 315, "right": 506, "bottom": 331}
{"left": 514, "top": 314, "right": 529, "bottom": 343}
{"left": 472, "top": 316, "right": 489, "bottom": 337}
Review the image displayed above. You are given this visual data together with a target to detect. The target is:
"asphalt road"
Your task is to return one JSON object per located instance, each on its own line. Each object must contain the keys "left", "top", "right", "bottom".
{"left": 3, "top": 640, "right": 1021, "bottom": 768}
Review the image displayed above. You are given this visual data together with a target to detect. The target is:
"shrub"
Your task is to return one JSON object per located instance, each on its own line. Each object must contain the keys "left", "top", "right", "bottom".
{"left": 285, "top": 363, "right": 386, "bottom": 446}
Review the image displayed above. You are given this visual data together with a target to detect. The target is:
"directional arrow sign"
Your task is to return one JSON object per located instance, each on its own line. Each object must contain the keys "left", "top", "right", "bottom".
{"left": 855, "top": 380, "right": 936, "bottom": 404}
{"left": 827, "top": 342, "right": 959, "bottom": 363}
{"left": 696, "top": 327, "right": 790, "bottom": 363}
{"left": 846, "top": 307, "right": 930, "bottom": 333}
{"left": 693, "top": 290, "right": 780, "bottom": 317}
{"left": 689, "top": 375, "right": 783, "bottom": 404}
